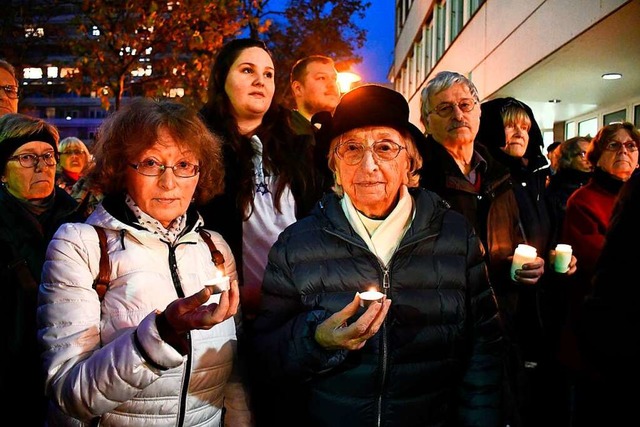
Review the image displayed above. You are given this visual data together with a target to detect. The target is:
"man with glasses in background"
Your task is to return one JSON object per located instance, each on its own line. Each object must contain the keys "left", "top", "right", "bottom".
{"left": 0, "top": 59, "right": 19, "bottom": 116}
{"left": 418, "top": 70, "right": 542, "bottom": 427}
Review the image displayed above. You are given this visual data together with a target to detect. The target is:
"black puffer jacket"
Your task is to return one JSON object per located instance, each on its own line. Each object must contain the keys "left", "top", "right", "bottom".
{"left": 0, "top": 186, "right": 80, "bottom": 426}
{"left": 251, "top": 188, "right": 503, "bottom": 427}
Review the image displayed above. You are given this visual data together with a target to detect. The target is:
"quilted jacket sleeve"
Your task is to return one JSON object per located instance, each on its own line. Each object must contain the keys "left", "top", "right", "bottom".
{"left": 37, "top": 223, "right": 185, "bottom": 422}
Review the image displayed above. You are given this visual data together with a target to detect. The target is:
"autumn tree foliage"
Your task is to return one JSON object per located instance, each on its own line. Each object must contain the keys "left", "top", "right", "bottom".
{"left": 266, "top": 0, "right": 370, "bottom": 107}
{"left": 65, "top": 0, "right": 244, "bottom": 110}
{"left": 56, "top": 0, "right": 370, "bottom": 111}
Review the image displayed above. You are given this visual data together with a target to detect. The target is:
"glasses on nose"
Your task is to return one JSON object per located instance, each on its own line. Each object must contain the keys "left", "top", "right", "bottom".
{"left": 60, "top": 150, "right": 87, "bottom": 156}
{"left": 428, "top": 98, "right": 477, "bottom": 118}
{"left": 7, "top": 151, "right": 57, "bottom": 168}
{"left": 129, "top": 159, "right": 200, "bottom": 178}
{"left": 604, "top": 140, "right": 638, "bottom": 152}
{"left": 575, "top": 151, "right": 587, "bottom": 158}
{"left": 0, "top": 85, "right": 19, "bottom": 100}
{"left": 335, "top": 140, "right": 406, "bottom": 165}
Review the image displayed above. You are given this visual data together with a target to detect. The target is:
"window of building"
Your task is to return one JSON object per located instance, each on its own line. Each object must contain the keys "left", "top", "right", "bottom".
{"left": 47, "top": 67, "right": 58, "bottom": 79}
{"left": 634, "top": 104, "right": 640, "bottom": 127}
{"left": 435, "top": 3, "right": 446, "bottom": 60}
{"left": 450, "top": 0, "right": 464, "bottom": 42}
{"left": 23, "top": 68, "right": 43, "bottom": 79}
{"left": 24, "top": 26, "right": 44, "bottom": 38}
{"left": 565, "top": 121, "right": 576, "bottom": 139}
{"left": 578, "top": 118, "right": 597, "bottom": 138}
{"left": 603, "top": 109, "right": 626, "bottom": 125}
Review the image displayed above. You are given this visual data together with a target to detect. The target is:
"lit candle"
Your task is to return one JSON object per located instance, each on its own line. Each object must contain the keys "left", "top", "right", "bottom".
{"left": 358, "top": 287, "right": 384, "bottom": 307}
{"left": 554, "top": 244, "right": 572, "bottom": 273}
{"left": 510, "top": 244, "right": 537, "bottom": 281}
{"left": 203, "top": 269, "right": 230, "bottom": 294}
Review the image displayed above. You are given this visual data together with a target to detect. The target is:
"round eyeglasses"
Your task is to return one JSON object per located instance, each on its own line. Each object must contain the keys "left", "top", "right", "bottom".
{"left": 7, "top": 151, "right": 57, "bottom": 168}
{"left": 428, "top": 98, "right": 477, "bottom": 118}
{"left": 604, "top": 140, "right": 638, "bottom": 153}
{"left": 129, "top": 159, "right": 200, "bottom": 178}
{"left": 335, "top": 140, "right": 406, "bottom": 165}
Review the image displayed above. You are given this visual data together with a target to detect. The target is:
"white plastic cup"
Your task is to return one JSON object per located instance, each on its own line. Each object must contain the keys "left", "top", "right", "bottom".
{"left": 511, "top": 244, "right": 537, "bottom": 281}
{"left": 554, "top": 244, "right": 573, "bottom": 273}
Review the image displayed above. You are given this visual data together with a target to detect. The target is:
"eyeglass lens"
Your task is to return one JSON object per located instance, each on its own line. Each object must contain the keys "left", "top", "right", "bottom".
{"left": 1, "top": 85, "right": 19, "bottom": 99}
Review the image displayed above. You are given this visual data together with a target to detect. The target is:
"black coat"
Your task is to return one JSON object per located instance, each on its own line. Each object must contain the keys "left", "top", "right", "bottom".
{"left": 251, "top": 188, "right": 503, "bottom": 427}
{"left": 0, "top": 186, "right": 81, "bottom": 426}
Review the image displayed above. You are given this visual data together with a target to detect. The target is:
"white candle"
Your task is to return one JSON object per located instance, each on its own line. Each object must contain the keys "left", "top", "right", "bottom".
{"left": 358, "top": 290, "right": 384, "bottom": 307}
{"left": 554, "top": 244, "right": 573, "bottom": 273}
{"left": 510, "top": 244, "right": 537, "bottom": 281}
{"left": 203, "top": 270, "right": 230, "bottom": 294}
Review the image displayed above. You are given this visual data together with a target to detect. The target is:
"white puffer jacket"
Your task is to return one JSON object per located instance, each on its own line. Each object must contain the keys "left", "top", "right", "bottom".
{"left": 37, "top": 202, "right": 252, "bottom": 426}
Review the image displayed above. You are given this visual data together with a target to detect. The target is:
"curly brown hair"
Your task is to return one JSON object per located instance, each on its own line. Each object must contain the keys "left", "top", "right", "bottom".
{"left": 87, "top": 98, "right": 224, "bottom": 204}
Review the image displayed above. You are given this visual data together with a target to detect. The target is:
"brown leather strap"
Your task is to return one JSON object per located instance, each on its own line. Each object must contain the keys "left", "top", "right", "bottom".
{"left": 91, "top": 227, "right": 224, "bottom": 302}
{"left": 92, "top": 225, "right": 110, "bottom": 302}
{"left": 198, "top": 229, "right": 225, "bottom": 271}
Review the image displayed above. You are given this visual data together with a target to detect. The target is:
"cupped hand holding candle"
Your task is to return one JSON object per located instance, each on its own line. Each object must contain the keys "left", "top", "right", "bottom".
{"left": 510, "top": 244, "right": 537, "bottom": 281}
{"left": 203, "top": 269, "right": 230, "bottom": 294}
{"left": 553, "top": 244, "right": 573, "bottom": 273}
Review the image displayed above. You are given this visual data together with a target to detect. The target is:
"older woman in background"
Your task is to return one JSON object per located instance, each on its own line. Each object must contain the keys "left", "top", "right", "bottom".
{"left": 0, "top": 113, "right": 80, "bottom": 426}
{"left": 559, "top": 121, "right": 640, "bottom": 425}
{"left": 38, "top": 98, "right": 251, "bottom": 426}
{"left": 55, "top": 136, "right": 90, "bottom": 193}
{"left": 251, "top": 85, "right": 503, "bottom": 427}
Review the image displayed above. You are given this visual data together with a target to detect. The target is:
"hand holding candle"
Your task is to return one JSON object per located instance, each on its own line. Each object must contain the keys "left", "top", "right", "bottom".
{"left": 203, "top": 269, "right": 230, "bottom": 294}
{"left": 510, "top": 244, "right": 537, "bottom": 281}
{"left": 553, "top": 244, "right": 573, "bottom": 273}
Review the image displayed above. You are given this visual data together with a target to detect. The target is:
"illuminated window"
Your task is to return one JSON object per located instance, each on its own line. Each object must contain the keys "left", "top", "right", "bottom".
{"left": 24, "top": 68, "right": 43, "bottom": 79}
{"left": 60, "top": 68, "right": 78, "bottom": 78}
{"left": 47, "top": 67, "right": 59, "bottom": 78}
{"left": 169, "top": 88, "right": 185, "bottom": 98}
{"left": 25, "top": 26, "right": 45, "bottom": 38}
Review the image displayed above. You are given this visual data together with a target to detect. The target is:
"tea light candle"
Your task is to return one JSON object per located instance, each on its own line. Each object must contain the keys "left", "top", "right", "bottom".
{"left": 554, "top": 244, "right": 573, "bottom": 273}
{"left": 358, "top": 289, "right": 384, "bottom": 307}
{"left": 203, "top": 270, "right": 230, "bottom": 294}
{"left": 510, "top": 244, "right": 537, "bottom": 281}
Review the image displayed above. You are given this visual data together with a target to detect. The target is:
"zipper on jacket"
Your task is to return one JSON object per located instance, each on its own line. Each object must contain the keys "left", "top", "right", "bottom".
{"left": 377, "top": 266, "right": 391, "bottom": 427}
{"left": 167, "top": 243, "right": 191, "bottom": 426}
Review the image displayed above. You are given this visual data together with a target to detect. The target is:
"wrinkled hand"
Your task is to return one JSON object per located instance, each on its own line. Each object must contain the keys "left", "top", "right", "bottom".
{"left": 315, "top": 293, "right": 391, "bottom": 351}
{"left": 509, "top": 255, "right": 545, "bottom": 285}
{"left": 549, "top": 251, "right": 578, "bottom": 275}
{"left": 164, "top": 279, "right": 240, "bottom": 335}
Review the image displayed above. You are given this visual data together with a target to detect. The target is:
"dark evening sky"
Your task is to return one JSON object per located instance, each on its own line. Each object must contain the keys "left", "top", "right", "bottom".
{"left": 267, "top": 1, "right": 395, "bottom": 84}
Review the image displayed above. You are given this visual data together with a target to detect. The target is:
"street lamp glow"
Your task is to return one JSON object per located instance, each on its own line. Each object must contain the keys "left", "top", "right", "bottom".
{"left": 337, "top": 71, "right": 362, "bottom": 93}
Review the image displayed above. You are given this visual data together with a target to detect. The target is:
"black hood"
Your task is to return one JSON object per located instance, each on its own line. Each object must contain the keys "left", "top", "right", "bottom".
{"left": 476, "top": 97, "right": 546, "bottom": 171}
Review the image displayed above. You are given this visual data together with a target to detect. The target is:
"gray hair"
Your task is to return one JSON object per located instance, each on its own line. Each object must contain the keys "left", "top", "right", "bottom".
{"left": 0, "top": 59, "right": 18, "bottom": 84}
{"left": 420, "top": 71, "right": 479, "bottom": 128}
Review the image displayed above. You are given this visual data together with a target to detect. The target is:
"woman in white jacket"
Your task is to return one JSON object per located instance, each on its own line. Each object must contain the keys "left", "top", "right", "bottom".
{"left": 37, "top": 98, "right": 252, "bottom": 426}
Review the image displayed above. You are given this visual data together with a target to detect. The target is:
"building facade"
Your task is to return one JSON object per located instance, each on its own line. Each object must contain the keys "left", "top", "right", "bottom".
{"left": 392, "top": 0, "right": 640, "bottom": 144}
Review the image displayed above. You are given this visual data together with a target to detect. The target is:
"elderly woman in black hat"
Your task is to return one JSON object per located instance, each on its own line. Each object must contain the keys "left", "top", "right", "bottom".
{"left": 0, "top": 113, "right": 81, "bottom": 426}
{"left": 250, "top": 85, "right": 504, "bottom": 427}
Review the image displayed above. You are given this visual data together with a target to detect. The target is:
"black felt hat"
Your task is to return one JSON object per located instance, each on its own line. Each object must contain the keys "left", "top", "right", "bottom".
{"left": 311, "top": 84, "right": 424, "bottom": 146}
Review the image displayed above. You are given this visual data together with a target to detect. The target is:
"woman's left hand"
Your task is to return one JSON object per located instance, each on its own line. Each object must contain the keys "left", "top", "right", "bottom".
{"left": 164, "top": 279, "right": 240, "bottom": 334}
